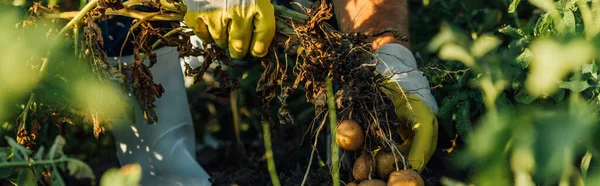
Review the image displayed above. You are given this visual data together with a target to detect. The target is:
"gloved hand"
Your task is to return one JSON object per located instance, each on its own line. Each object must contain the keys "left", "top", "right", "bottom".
{"left": 375, "top": 43, "right": 439, "bottom": 172}
{"left": 183, "top": 0, "right": 276, "bottom": 59}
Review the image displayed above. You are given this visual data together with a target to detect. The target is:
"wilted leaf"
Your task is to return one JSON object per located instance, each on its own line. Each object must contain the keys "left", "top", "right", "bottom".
{"left": 68, "top": 159, "right": 95, "bottom": 180}
{"left": 470, "top": 35, "right": 502, "bottom": 58}
{"left": 439, "top": 43, "right": 475, "bottom": 67}
{"left": 17, "top": 168, "right": 36, "bottom": 186}
{"left": 559, "top": 80, "right": 590, "bottom": 92}
{"left": 456, "top": 101, "right": 472, "bottom": 142}
{"left": 100, "top": 164, "right": 142, "bottom": 186}
{"left": 508, "top": 0, "right": 521, "bottom": 13}
{"left": 499, "top": 25, "right": 525, "bottom": 38}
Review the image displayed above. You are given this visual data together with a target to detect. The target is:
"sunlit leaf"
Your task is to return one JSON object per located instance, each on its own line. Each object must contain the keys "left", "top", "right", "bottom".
{"left": 68, "top": 159, "right": 95, "bottom": 180}
{"left": 560, "top": 11, "right": 576, "bottom": 34}
{"left": 559, "top": 80, "right": 590, "bottom": 92}
{"left": 470, "top": 35, "right": 502, "bottom": 58}
{"left": 525, "top": 39, "right": 594, "bottom": 96}
{"left": 428, "top": 23, "right": 469, "bottom": 52}
{"left": 439, "top": 43, "right": 475, "bottom": 67}
{"left": 534, "top": 13, "right": 552, "bottom": 37}
{"left": 509, "top": 0, "right": 521, "bottom": 13}
{"left": 581, "top": 151, "right": 592, "bottom": 179}
{"left": 100, "top": 164, "right": 142, "bottom": 186}
{"left": 499, "top": 25, "right": 525, "bottom": 38}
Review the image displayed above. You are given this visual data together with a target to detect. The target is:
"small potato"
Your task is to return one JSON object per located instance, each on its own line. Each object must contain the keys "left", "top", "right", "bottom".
{"left": 353, "top": 153, "right": 375, "bottom": 181}
{"left": 346, "top": 182, "right": 359, "bottom": 186}
{"left": 387, "top": 170, "right": 424, "bottom": 186}
{"left": 336, "top": 120, "right": 364, "bottom": 151}
{"left": 358, "top": 179, "right": 386, "bottom": 186}
{"left": 375, "top": 151, "right": 397, "bottom": 179}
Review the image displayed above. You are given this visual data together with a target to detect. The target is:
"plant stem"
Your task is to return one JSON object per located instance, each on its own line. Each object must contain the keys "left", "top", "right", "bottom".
{"left": 0, "top": 158, "right": 73, "bottom": 168}
{"left": 326, "top": 77, "right": 340, "bottom": 186}
{"left": 56, "top": 0, "right": 98, "bottom": 37}
{"left": 262, "top": 119, "right": 281, "bottom": 186}
{"left": 150, "top": 27, "right": 187, "bottom": 50}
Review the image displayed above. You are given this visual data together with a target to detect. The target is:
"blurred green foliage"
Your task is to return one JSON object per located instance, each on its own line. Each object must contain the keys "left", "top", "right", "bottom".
{"left": 415, "top": 0, "right": 600, "bottom": 185}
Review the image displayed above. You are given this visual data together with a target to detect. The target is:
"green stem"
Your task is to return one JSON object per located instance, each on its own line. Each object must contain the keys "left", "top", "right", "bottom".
{"left": 326, "top": 77, "right": 340, "bottom": 186}
{"left": 262, "top": 119, "right": 281, "bottom": 186}
{"left": 0, "top": 158, "right": 72, "bottom": 168}
{"left": 56, "top": 0, "right": 98, "bottom": 37}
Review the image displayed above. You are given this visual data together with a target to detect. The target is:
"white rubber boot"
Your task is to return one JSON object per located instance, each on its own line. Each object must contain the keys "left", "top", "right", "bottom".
{"left": 109, "top": 46, "right": 211, "bottom": 186}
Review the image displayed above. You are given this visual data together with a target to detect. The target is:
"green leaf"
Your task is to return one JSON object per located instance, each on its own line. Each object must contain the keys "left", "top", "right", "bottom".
{"left": 552, "top": 89, "right": 565, "bottom": 102}
{"left": 438, "top": 95, "right": 460, "bottom": 137}
{"left": 17, "top": 168, "right": 36, "bottom": 186}
{"left": 515, "top": 87, "right": 537, "bottom": 104}
{"left": 581, "top": 151, "right": 592, "bottom": 179}
{"left": 560, "top": 11, "right": 576, "bottom": 34}
{"left": 559, "top": 80, "right": 590, "bottom": 92}
{"left": 498, "top": 25, "right": 525, "bottom": 38}
{"left": 68, "top": 159, "right": 95, "bottom": 180}
{"left": 439, "top": 43, "right": 475, "bottom": 67}
{"left": 51, "top": 169, "right": 66, "bottom": 186}
{"left": 515, "top": 48, "right": 532, "bottom": 69}
{"left": 100, "top": 164, "right": 142, "bottom": 186}
{"left": 5, "top": 137, "right": 30, "bottom": 161}
{"left": 456, "top": 101, "right": 472, "bottom": 142}
{"left": 33, "top": 147, "right": 45, "bottom": 161}
{"left": 470, "top": 35, "right": 502, "bottom": 58}
{"left": 508, "top": 0, "right": 521, "bottom": 13}
{"left": 534, "top": 13, "right": 552, "bottom": 37}
{"left": 48, "top": 135, "right": 66, "bottom": 160}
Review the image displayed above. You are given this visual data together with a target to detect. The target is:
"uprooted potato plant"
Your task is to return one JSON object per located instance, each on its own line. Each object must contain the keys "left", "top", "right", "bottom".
{"left": 21, "top": 0, "right": 424, "bottom": 184}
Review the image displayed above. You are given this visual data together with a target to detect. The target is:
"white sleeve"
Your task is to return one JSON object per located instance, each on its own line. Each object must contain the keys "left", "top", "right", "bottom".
{"left": 375, "top": 43, "right": 439, "bottom": 114}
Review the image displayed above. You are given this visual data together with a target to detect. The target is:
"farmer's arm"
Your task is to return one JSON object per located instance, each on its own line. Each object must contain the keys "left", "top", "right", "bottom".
{"left": 331, "top": 0, "right": 411, "bottom": 50}
{"left": 332, "top": 0, "right": 439, "bottom": 172}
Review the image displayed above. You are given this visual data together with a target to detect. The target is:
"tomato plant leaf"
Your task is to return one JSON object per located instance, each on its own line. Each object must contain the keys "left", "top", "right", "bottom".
{"left": 68, "top": 159, "right": 96, "bottom": 180}
{"left": 559, "top": 80, "right": 590, "bottom": 92}
{"left": 456, "top": 100, "right": 472, "bottom": 142}
{"left": 508, "top": 0, "right": 521, "bottom": 13}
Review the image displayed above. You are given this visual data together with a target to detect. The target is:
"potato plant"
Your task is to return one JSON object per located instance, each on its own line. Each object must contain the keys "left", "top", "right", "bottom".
{"left": 3, "top": 0, "right": 600, "bottom": 186}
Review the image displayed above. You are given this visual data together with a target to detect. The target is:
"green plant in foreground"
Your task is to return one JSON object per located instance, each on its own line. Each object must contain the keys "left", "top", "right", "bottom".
{"left": 424, "top": 0, "right": 600, "bottom": 185}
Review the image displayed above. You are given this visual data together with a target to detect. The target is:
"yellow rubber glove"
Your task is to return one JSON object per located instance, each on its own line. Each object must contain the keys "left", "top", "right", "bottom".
{"left": 183, "top": 0, "right": 276, "bottom": 59}
{"left": 376, "top": 43, "right": 439, "bottom": 172}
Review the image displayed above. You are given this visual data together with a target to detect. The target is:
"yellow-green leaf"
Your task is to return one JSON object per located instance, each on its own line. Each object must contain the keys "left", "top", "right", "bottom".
{"left": 68, "top": 159, "right": 95, "bottom": 180}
